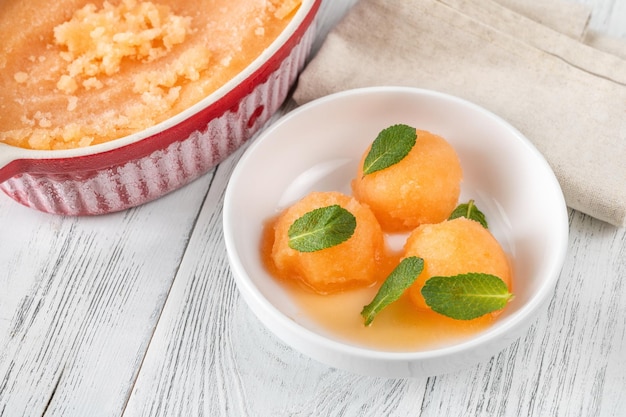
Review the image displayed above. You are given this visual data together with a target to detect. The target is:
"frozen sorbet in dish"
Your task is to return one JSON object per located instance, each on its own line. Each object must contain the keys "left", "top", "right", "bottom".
{"left": 405, "top": 217, "right": 512, "bottom": 321}
{"left": 352, "top": 128, "right": 462, "bottom": 232}
{"left": 0, "top": 0, "right": 300, "bottom": 150}
{"left": 268, "top": 191, "right": 386, "bottom": 294}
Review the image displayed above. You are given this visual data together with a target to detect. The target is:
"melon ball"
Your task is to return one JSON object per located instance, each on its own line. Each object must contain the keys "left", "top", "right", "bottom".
{"left": 352, "top": 129, "right": 462, "bottom": 232}
{"left": 404, "top": 217, "right": 512, "bottom": 314}
{"left": 271, "top": 191, "right": 385, "bottom": 294}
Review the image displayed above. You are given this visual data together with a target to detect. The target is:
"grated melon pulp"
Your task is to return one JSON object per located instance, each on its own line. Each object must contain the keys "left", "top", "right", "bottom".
{"left": 0, "top": 0, "right": 300, "bottom": 150}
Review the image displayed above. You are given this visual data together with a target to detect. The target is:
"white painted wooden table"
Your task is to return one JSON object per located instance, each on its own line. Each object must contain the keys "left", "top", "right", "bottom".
{"left": 1, "top": 1, "right": 625, "bottom": 416}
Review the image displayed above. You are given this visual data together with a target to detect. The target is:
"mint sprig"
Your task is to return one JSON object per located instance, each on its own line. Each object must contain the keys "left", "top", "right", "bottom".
{"left": 288, "top": 205, "right": 356, "bottom": 252}
{"left": 421, "top": 273, "right": 513, "bottom": 320}
{"left": 361, "top": 256, "right": 424, "bottom": 326}
{"left": 362, "top": 124, "right": 417, "bottom": 176}
{"left": 448, "top": 200, "right": 488, "bottom": 228}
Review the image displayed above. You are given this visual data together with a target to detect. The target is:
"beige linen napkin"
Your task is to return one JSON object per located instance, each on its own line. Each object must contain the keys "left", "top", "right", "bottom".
{"left": 496, "top": 0, "right": 591, "bottom": 40}
{"left": 502, "top": 0, "right": 626, "bottom": 59}
{"left": 585, "top": 30, "right": 626, "bottom": 60}
{"left": 294, "top": 0, "right": 626, "bottom": 227}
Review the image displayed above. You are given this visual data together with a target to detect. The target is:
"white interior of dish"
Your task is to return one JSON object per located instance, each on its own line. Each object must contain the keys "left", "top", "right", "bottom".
{"left": 223, "top": 86, "right": 569, "bottom": 357}
{"left": 0, "top": 0, "right": 317, "bottom": 167}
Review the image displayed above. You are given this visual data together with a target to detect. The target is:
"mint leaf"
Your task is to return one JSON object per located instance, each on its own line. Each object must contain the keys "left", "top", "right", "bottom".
{"left": 421, "top": 273, "right": 513, "bottom": 320}
{"left": 448, "top": 200, "right": 488, "bottom": 228}
{"left": 362, "top": 124, "right": 417, "bottom": 176}
{"left": 361, "top": 256, "right": 424, "bottom": 326}
{"left": 288, "top": 205, "right": 356, "bottom": 252}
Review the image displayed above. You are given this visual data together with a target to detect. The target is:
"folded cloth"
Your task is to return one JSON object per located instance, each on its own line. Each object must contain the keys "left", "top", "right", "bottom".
{"left": 585, "top": 30, "right": 626, "bottom": 60}
{"left": 293, "top": 0, "right": 626, "bottom": 227}
{"left": 495, "top": 0, "right": 591, "bottom": 40}
{"left": 498, "top": 0, "right": 626, "bottom": 59}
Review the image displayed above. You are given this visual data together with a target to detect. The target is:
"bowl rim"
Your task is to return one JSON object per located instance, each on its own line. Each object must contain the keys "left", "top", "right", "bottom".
{"left": 223, "top": 85, "right": 570, "bottom": 362}
{"left": 0, "top": 0, "right": 321, "bottom": 170}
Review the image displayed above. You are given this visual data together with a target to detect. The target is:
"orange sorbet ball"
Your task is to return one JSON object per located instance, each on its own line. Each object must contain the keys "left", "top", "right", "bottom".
{"left": 404, "top": 217, "right": 512, "bottom": 317}
{"left": 352, "top": 129, "right": 462, "bottom": 232}
{"left": 271, "top": 191, "right": 386, "bottom": 294}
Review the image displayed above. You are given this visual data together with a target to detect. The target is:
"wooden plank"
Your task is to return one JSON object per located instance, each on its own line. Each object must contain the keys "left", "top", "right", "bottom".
{"left": 0, "top": 172, "right": 214, "bottom": 417}
{"left": 581, "top": 0, "right": 626, "bottom": 38}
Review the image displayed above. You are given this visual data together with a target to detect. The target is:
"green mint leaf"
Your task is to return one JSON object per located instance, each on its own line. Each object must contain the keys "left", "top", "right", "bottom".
{"left": 361, "top": 256, "right": 424, "bottom": 326}
{"left": 448, "top": 199, "right": 489, "bottom": 228}
{"left": 362, "top": 124, "right": 417, "bottom": 176}
{"left": 288, "top": 205, "right": 357, "bottom": 252}
{"left": 421, "top": 273, "right": 513, "bottom": 320}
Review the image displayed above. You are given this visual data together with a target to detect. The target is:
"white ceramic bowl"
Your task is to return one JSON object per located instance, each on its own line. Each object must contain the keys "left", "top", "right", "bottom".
{"left": 223, "top": 86, "right": 569, "bottom": 377}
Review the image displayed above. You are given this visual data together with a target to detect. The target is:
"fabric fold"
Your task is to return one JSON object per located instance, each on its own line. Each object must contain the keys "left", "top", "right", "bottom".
{"left": 494, "top": 0, "right": 591, "bottom": 40}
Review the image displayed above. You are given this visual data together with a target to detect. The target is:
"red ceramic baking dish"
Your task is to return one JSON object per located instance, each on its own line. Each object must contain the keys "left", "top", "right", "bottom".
{"left": 0, "top": 0, "right": 321, "bottom": 215}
